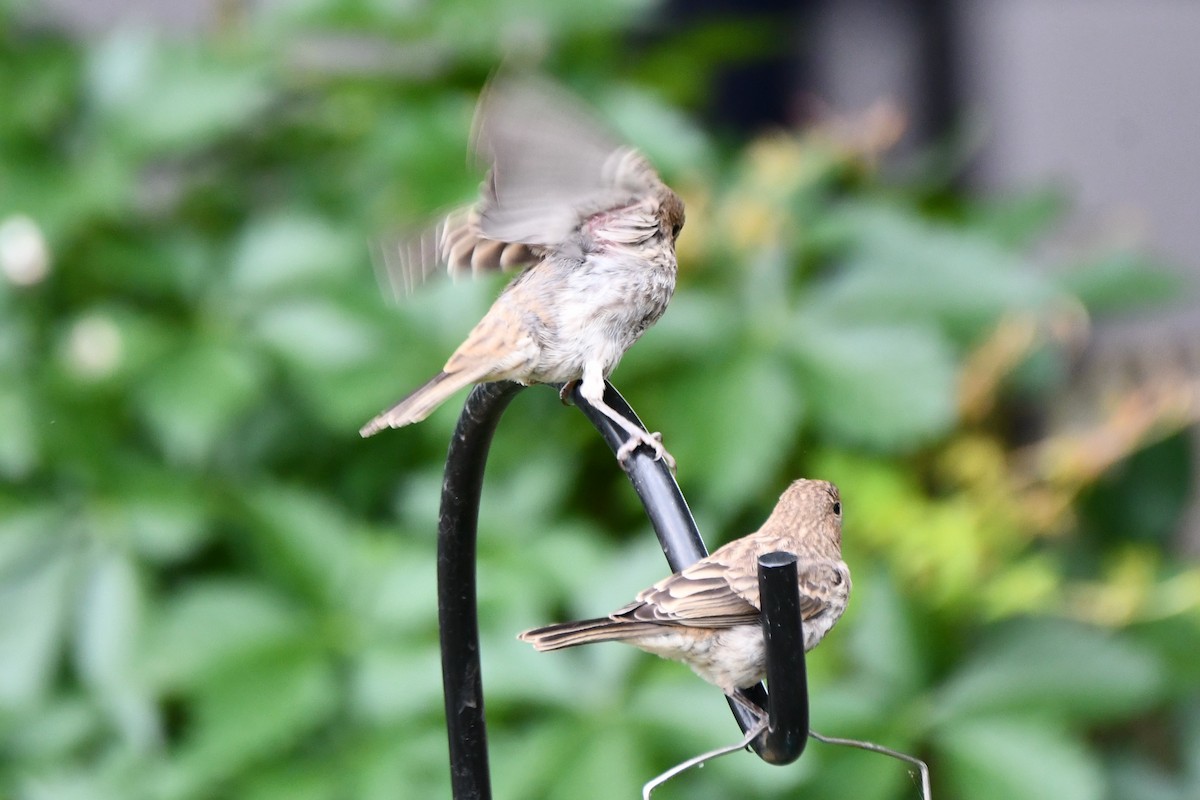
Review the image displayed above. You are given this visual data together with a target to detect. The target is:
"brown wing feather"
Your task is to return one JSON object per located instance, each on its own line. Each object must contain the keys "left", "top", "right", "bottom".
{"left": 613, "top": 534, "right": 841, "bottom": 629}
{"left": 375, "top": 208, "right": 540, "bottom": 300}
{"left": 439, "top": 205, "right": 539, "bottom": 278}
{"left": 441, "top": 300, "right": 539, "bottom": 378}
{"left": 517, "top": 617, "right": 667, "bottom": 652}
{"left": 614, "top": 555, "right": 760, "bottom": 629}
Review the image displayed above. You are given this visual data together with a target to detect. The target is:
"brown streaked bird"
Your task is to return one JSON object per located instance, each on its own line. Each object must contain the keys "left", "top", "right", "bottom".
{"left": 362, "top": 75, "right": 685, "bottom": 468}
{"left": 519, "top": 479, "right": 849, "bottom": 700}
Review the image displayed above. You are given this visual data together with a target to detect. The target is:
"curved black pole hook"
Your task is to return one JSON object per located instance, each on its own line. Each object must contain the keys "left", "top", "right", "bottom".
{"left": 436, "top": 381, "right": 809, "bottom": 800}
{"left": 436, "top": 380, "right": 525, "bottom": 800}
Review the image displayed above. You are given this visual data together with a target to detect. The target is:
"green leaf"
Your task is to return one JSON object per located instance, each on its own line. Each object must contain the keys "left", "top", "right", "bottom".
{"left": 653, "top": 351, "right": 803, "bottom": 516}
{"left": 72, "top": 549, "right": 141, "bottom": 690}
{"left": 815, "top": 201, "right": 1058, "bottom": 340}
{"left": 1127, "top": 598, "right": 1200, "bottom": 686}
{"left": 71, "top": 548, "right": 161, "bottom": 751}
{"left": 1108, "top": 757, "right": 1190, "bottom": 800}
{"left": 934, "top": 617, "right": 1165, "bottom": 724}
{"left": 159, "top": 650, "right": 338, "bottom": 799}
{"left": 0, "top": 386, "right": 38, "bottom": 478}
{"left": 143, "top": 580, "right": 307, "bottom": 690}
{"left": 619, "top": 290, "right": 739, "bottom": 369}
{"left": 253, "top": 300, "right": 379, "bottom": 369}
{"left": 965, "top": 188, "right": 1068, "bottom": 249}
{"left": 541, "top": 718, "right": 654, "bottom": 800}
{"left": 790, "top": 318, "right": 957, "bottom": 450}
{"left": 239, "top": 761, "right": 340, "bottom": 800}
{"left": 342, "top": 726, "right": 449, "bottom": 800}
{"left": 349, "top": 644, "right": 442, "bottom": 722}
{"left": 1059, "top": 252, "right": 1183, "bottom": 315}
{"left": 0, "top": 696, "right": 100, "bottom": 762}
{"left": 1078, "top": 432, "right": 1195, "bottom": 547}
{"left": 791, "top": 730, "right": 917, "bottom": 800}
{"left": 229, "top": 214, "right": 360, "bottom": 296}
{"left": 9, "top": 769, "right": 114, "bottom": 800}
{"left": 119, "top": 484, "right": 211, "bottom": 564}
{"left": 89, "top": 31, "right": 272, "bottom": 153}
{"left": 938, "top": 716, "right": 1104, "bottom": 800}
{"left": 476, "top": 458, "right": 580, "bottom": 540}
{"left": 134, "top": 341, "right": 265, "bottom": 464}
{"left": 1183, "top": 702, "right": 1200, "bottom": 796}
{"left": 242, "top": 484, "right": 366, "bottom": 607}
{"left": 843, "top": 567, "right": 924, "bottom": 696}
{"left": 353, "top": 544, "right": 438, "bottom": 632}
{"left": 0, "top": 512, "right": 75, "bottom": 708}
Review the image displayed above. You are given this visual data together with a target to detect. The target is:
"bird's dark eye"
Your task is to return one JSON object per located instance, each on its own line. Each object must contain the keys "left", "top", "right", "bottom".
{"left": 832, "top": 501, "right": 841, "bottom": 516}
{"left": 671, "top": 222, "right": 683, "bottom": 240}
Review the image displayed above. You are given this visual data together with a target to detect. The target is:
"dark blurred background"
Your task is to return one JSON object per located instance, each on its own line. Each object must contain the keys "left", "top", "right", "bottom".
{"left": 2, "top": 1, "right": 1199, "bottom": 799}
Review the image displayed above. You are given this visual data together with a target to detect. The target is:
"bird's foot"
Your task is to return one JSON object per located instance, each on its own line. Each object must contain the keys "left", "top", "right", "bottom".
{"left": 729, "top": 689, "right": 767, "bottom": 726}
{"left": 616, "top": 429, "right": 676, "bottom": 473}
{"left": 558, "top": 380, "right": 579, "bottom": 406}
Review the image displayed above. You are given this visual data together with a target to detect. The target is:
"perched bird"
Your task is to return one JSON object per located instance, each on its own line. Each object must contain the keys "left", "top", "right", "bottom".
{"left": 362, "top": 75, "right": 685, "bottom": 467}
{"left": 519, "top": 479, "right": 849, "bottom": 701}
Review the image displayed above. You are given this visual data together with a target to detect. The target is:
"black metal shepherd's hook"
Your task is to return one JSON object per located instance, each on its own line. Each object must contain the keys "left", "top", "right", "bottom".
{"left": 436, "top": 381, "right": 810, "bottom": 800}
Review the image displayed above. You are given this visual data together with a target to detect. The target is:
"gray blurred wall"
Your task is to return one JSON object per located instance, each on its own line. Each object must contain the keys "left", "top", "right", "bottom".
{"left": 816, "top": 0, "right": 1200, "bottom": 276}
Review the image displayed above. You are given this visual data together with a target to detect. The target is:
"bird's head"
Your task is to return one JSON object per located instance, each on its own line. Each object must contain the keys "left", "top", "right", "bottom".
{"left": 771, "top": 478, "right": 843, "bottom": 554}
{"left": 658, "top": 189, "right": 686, "bottom": 244}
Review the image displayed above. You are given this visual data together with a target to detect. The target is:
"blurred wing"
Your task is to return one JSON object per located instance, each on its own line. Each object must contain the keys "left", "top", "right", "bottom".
{"left": 439, "top": 204, "right": 537, "bottom": 276}
{"left": 374, "top": 74, "right": 668, "bottom": 299}
{"left": 372, "top": 207, "right": 538, "bottom": 302}
{"left": 471, "top": 75, "right": 667, "bottom": 250}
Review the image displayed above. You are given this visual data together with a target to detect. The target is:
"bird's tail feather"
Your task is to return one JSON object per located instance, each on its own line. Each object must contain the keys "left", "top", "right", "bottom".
{"left": 518, "top": 618, "right": 660, "bottom": 651}
{"left": 359, "top": 370, "right": 474, "bottom": 437}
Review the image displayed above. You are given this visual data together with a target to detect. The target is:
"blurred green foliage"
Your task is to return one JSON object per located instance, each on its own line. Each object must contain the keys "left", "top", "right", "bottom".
{"left": 2, "top": 3, "right": 1199, "bottom": 800}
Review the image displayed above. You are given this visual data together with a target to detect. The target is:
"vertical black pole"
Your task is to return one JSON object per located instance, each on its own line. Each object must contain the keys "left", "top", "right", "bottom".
{"left": 755, "top": 551, "right": 809, "bottom": 764}
{"left": 437, "top": 381, "right": 525, "bottom": 800}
